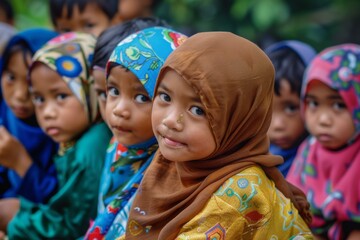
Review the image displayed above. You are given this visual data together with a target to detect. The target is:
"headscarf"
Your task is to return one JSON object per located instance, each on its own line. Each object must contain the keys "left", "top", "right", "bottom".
{"left": 106, "top": 26, "right": 187, "bottom": 98}
{"left": 0, "top": 28, "right": 59, "bottom": 203}
{"left": 30, "top": 32, "right": 98, "bottom": 123}
{"left": 265, "top": 40, "right": 317, "bottom": 176}
{"left": 86, "top": 27, "right": 187, "bottom": 239}
{"left": 287, "top": 44, "right": 360, "bottom": 239}
{"left": 124, "top": 32, "right": 308, "bottom": 239}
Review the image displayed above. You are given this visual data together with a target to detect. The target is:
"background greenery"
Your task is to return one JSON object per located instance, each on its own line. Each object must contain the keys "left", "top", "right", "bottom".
{"left": 11, "top": 0, "right": 360, "bottom": 51}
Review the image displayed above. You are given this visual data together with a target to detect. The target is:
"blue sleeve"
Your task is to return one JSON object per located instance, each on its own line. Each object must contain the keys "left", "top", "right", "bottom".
{"left": 16, "top": 162, "right": 58, "bottom": 203}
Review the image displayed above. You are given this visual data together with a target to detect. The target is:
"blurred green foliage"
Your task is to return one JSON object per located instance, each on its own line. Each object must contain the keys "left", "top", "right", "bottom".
{"left": 11, "top": 0, "right": 360, "bottom": 51}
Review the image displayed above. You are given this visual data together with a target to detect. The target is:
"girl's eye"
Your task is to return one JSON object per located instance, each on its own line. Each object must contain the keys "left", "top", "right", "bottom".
{"left": 305, "top": 99, "right": 317, "bottom": 109}
{"left": 333, "top": 101, "right": 347, "bottom": 111}
{"left": 56, "top": 93, "right": 68, "bottom": 101}
{"left": 97, "top": 91, "right": 107, "bottom": 102}
{"left": 135, "top": 94, "right": 150, "bottom": 103}
{"left": 84, "top": 23, "right": 96, "bottom": 30}
{"left": 108, "top": 87, "right": 119, "bottom": 97}
{"left": 284, "top": 104, "right": 299, "bottom": 114}
{"left": 32, "top": 95, "right": 44, "bottom": 106}
{"left": 4, "top": 72, "right": 15, "bottom": 83}
{"left": 159, "top": 92, "right": 171, "bottom": 102}
{"left": 190, "top": 106, "right": 205, "bottom": 116}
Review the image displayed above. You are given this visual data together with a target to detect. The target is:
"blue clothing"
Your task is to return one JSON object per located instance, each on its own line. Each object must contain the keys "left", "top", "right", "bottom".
{"left": 270, "top": 143, "right": 298, "bottom": 177}
{"left": 0, "top": 28, "right": 59, "bottom": 203}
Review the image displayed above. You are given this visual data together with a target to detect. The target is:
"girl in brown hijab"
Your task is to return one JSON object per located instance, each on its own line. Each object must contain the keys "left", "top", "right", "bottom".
{"left": 121, "top": 32, "right": 313, "bottom": 239}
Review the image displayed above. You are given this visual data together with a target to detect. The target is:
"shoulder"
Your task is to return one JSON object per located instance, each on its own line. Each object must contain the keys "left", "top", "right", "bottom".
{"left": 73, "top": 122, "right": 112, "bottom": 165}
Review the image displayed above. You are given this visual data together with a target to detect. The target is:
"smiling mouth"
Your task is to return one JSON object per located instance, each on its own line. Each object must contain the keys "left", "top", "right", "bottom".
{"left": 161, "top": 135, "right": 185, "bottom": 148}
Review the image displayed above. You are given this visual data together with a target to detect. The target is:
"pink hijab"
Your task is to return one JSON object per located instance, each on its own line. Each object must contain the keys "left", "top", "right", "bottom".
{"left": 287, "top": 44, "right": 360, "bottom": 239}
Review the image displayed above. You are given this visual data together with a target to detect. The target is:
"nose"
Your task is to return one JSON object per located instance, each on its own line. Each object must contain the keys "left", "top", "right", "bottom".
{"left": 42, "top": 101, "right": 57, "bottom": 119}
{"left": 162, "top": 110, "right": 184, "bottom": 131}
{"left": 112, "top": 98, "right": 131, "bottom": 119}
{"left": 317, "top": 109, "right": 332, "bottom": 127}
{"left": 13, "top": 82, "right": 30, "bottom": 102}
{"left": 269, "top": 114, "right": 286, "bottom": 132}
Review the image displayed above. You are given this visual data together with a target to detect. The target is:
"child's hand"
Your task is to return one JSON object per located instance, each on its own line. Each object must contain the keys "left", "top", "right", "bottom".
{"left": 0, "top": 127, "right": 32, "bottom": 177}
{"left": 0, "top": 198, "right": 19, "bottom": 232}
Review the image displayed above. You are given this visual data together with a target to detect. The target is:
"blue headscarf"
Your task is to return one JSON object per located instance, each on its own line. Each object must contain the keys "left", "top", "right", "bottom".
{"left": 107, "top": 26, "right": 188, "bottom": 98}
{"left": 265, "top": 40, "right": 316, "bottom": 176}
{"left": 0, "top": 28, "right": 59, "bottom": 203}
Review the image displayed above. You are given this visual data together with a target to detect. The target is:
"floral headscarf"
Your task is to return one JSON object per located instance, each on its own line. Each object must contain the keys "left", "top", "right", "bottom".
{"left": 106, "top": 26, "right": 187, "bottom": 98}
{"left": 287, "top": 44, "right": 360, "bottom": 239}
{"left": 31, "top": 32, "right": 97, "bottom": 122}
{"left": 302, "top": 44, "right": 360, "bottom": 140}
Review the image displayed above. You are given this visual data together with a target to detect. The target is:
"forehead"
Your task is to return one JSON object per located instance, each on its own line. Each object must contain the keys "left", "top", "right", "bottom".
{"left": 30, "top": 63, "right": 66, "bottom": 88}
{"left": 60, "top": 2, "right": 107, "bottom": 20}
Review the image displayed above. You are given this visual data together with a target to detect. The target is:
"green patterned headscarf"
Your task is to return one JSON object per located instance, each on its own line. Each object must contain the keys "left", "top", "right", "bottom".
{"left": 31, "top": 32, "right": 97, "bottom": 122}
{"left": 106, "top": 26, "right": 187, "bottom": 98}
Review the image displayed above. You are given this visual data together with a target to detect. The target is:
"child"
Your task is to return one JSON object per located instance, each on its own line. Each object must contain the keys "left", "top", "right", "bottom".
{"left": 6, "top": 32, "right": 112, "bottom": 239}
{"left": 49, "top": 0, "right": 119, "bottom": 36}
{"left": 0, "top": 29, "right": 58, "bottom": 204}
{"left": 287, "top": 44, "right": 360, "bottom": 240}
{"left": 265, "top": 40, "right": 316, "bottom": 176}
{"left": 85, "top": 26, "right": 187, "bottom": 239}
{"left": 91, "top": 17, "right": 170, "bottom": 121}
{"left": 0, "top": 0, "right": 14, "bottom": 26}
{"left": 119, "top": 32, "right": 312, "bottom": 239}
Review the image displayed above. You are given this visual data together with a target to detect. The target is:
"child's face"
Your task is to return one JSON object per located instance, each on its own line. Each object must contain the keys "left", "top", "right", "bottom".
{"left": 92, "top": 68, "right": 107, "bottom": 122}
{"left": 152, "top": 69, "right": 216, "bottom": 161}
{"left": 268, "top": 80, "right": 305, "bottom": 149}
{"left": 118, "top": 0, "right": 150, "bottom": 22}
{"left": 1, "top": 50, "right": 34, "bottom": 119}
{"left": 304, "top": 80, "right": 355, "bottom": 149}
{"left": 30, "top": 64, "right": 90, "bottom": 143}
{"left": 106, "top": 66, "right": 153, "bottom": 145}
{"left": 55, "top": 3, "right": 111, "bottom": 37}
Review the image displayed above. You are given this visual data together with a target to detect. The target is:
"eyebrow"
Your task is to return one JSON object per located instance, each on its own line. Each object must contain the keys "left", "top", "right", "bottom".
{"left": 305, "top": 93, "right": 343, "bottom": 101}
{"left": 158, "top": 82, "right": 202, "bottom": 103}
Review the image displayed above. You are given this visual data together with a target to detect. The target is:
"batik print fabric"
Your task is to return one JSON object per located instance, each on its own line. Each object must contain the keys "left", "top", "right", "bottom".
{"left": 176, "top": 166, "right": 312, "bottom": 239}
{"left": 287, "top": 44, "right": 360, "bottom": 239}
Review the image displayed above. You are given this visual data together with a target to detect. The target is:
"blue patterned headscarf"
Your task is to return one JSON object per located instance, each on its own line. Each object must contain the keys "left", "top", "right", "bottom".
{"left": 106, "top": 26, "right": 188, "bottom": 98}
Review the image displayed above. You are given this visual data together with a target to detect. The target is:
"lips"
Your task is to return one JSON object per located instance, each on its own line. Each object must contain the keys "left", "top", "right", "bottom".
{"left": 316, "top": 134, "right": 333, "bottom": 143}
{"left": 113, "top": 126, "right": 132, "bottom": 133}
{"left": 161, "top": 135, "right": 185, "bottom": 148}
{"left": 12, "top": 106, "right": 31, "bottom": 117}
{"left": 45, "top": 127, "right": 60, "bottom": 136}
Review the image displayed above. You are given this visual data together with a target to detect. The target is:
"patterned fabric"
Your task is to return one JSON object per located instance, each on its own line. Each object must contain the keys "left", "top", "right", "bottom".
{"left": 85, "top": 27, "right": 187, "bottom": 240}
{"left": 31, "top": 32, "right": 98, "bottom": 123}
{"left": 107, "top": 26, "right": 187, "bottom": 98}
{"left": 287, "top": 44, "right": 360, "bottom": 239}
{"left": 0, "top": 28, "right": 59, "bottom": 203}
{"left": 175, "top": 166, "right": 312, "bottom": 239}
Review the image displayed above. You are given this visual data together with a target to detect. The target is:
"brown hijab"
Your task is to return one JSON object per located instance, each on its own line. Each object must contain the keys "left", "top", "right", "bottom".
{"left": 125, "top": 32, "right": 310, "bottom": 239}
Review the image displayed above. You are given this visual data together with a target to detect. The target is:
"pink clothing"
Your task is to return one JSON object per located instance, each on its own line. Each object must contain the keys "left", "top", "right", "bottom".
{"left": 287, "top": 44, "right": 360, "bottom": 239}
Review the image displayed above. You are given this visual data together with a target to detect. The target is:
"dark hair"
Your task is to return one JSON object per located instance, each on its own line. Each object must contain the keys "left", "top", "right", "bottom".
{"left": 268, "top": 48, "right": 306, "bottom": 96}
{"left": 0, "top": 0, "right": 14, "bottom": 23}
{"left": 49, "top": 0, "right": 118, "bottom": 26}
{"left": 92, "top": 16, "right": 170, "bottom": 69}
{"left": 2, "top": 43, "right": 32, "bottom": 73}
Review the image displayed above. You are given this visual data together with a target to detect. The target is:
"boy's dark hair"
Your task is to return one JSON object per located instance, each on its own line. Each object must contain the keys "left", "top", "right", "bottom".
{"left": 92, "top": 16, "right": 170, "bottom": 69}
{"left": 49, "top": 0, "right": 118, "bottom": 27}
{"left": 0, "top": 0, "right": 14, "bottom": 23}
{"left": 268, "top": 48, "right": 306, "bottom": 96}
{"left": 265, "top": 41, "right": 316, "bottom": 97}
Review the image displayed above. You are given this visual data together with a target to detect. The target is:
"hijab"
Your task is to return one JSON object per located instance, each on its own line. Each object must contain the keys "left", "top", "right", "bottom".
{"left": 86, "top": 27, "right": 187, "bottom": 239}
{"left": 125, "top": 32, "right": 308, "bottom": 239}
{"left": 31, "top": 32, "right": 98, "bottom": 123}
{"left": 287, "top": 44, "right": 360, "bottom": 239}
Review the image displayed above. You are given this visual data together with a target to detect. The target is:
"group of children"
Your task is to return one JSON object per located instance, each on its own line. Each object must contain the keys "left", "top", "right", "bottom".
{"left": 0, "top": 0, "right": 359, "bottom": 239}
